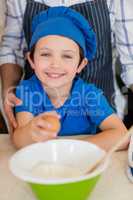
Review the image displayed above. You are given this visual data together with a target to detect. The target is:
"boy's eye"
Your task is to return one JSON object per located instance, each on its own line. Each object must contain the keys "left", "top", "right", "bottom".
{"left": 40, "top": 53, "right": 51, "bottom": 57}
{"left": 63, "top": 55, "right": 73, "bottom": 59}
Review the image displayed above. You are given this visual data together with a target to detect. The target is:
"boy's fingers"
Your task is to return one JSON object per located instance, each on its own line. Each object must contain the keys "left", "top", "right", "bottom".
{"left": 32, "top": 129, "right": 57, "bottom": 142}
{"left": 32, "top": 133, "right": 56, "bottom": 142}
{"left": 36, "top": 119, "right": 52, "bottom": 129}
{"left": 41, "top": 111, "right": 61, "bottom": 119}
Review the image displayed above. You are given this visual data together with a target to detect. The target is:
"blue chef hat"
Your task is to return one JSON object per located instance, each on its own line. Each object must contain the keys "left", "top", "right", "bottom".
{"left": 30, "top": 6, "right": 96, "bottom": 60}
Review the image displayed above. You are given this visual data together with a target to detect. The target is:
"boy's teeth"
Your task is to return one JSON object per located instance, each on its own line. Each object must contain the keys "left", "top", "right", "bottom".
{"left": 47, "top": 73, "right": 63, "bottom": 78}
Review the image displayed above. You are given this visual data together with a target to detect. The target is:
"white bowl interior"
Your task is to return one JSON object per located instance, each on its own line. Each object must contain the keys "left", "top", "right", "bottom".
{"left": 9, "top": 139, "right": 107, "bottom": 184}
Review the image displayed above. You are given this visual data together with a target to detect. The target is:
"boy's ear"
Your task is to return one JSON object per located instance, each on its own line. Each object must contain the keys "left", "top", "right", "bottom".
{"left": 27, "top": 52, "right": 35, "bottom": 70}
{"left": 77, "top": 58, "right": 88, "bottom": 74}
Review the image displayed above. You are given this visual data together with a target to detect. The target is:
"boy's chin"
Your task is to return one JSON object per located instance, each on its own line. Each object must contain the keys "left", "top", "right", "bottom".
{"left": 43, "top": 82, "right": 63, "bottom": 89}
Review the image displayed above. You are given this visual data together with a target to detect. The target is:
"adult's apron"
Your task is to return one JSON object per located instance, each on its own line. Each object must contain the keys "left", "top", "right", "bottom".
{"left": 23, "top": 0, "right": 114, "bottom": 105}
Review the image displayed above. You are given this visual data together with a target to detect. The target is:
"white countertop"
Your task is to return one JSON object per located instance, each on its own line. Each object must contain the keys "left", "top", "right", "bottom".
{"left": 0, "top": 134, "right": 133, "bottom": 200}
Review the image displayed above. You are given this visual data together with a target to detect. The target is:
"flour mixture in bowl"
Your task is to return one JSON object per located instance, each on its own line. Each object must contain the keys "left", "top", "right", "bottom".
{"left": 30, "top": 162, "right": 83, "bottom": 179}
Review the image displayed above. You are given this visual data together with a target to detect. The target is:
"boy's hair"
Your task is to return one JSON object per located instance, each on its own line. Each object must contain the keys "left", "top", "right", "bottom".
{"left": 29, "top": 44, "right": 84, "bottom": 65}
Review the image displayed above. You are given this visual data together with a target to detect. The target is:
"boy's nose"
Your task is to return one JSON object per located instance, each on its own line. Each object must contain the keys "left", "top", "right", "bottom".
{"left": 51, "top": 57, "right": 61, "bottom": 68}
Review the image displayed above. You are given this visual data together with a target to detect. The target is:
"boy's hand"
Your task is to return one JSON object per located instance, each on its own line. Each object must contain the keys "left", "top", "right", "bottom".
{"left": 30, "top": 111, "right": 61, "bottom": 142}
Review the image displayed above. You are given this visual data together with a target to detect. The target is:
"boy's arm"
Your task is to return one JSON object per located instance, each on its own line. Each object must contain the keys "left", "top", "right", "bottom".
{"left": 82, "top": 114, "right": 128, "bottom": 152}
{"left": 82, "top": 85, "right": 128, "bottom": 152}
{"left": 13, "top": 112, "right": 35, "bottom": 149}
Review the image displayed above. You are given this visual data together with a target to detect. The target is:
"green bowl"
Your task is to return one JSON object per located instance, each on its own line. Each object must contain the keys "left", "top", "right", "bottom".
{"left": 9, "top": 139, "right": 108, "bottom": 200}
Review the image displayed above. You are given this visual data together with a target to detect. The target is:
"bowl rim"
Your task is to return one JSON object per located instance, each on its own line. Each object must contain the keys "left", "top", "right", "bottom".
{"left": 9, "top": 139, "right": 109, "bottom": 185}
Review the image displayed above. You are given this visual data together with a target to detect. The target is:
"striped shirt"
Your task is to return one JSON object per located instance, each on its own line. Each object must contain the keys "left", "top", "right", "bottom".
{"left": 0, "top": 0, "right": 133, "bottom": 87}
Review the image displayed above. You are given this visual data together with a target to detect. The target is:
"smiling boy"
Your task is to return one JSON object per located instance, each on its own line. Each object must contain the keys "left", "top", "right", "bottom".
{"left": 13, "top": 6, "right": 127, "bottom": 150}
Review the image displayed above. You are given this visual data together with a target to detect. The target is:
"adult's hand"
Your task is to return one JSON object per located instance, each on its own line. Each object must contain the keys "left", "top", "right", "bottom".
{"left": 3, "top": 92, "right": 22, "bottom": 129}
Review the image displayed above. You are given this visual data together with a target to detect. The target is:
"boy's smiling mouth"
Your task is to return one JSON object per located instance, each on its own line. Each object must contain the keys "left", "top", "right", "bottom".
{"left": 46, "top": 72, "right": 66, "bottom": 79}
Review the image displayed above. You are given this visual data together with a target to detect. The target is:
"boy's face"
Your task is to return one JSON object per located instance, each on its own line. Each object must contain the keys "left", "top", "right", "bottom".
{"left": 28, "top": 35, "right": 88, "bottom": 89}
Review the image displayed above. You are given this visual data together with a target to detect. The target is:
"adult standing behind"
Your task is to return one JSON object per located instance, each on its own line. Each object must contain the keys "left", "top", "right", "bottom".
{"left": 0, "top": 0, "right": 133, "bottom": 131}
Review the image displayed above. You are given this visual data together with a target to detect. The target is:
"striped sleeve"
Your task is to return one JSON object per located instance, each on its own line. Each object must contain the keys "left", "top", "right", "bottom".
{"left": 0, "top": 0, "right": 27, "bottom": 67}
{"left": 108, "top": 0, "right": 133, "bottom": 87}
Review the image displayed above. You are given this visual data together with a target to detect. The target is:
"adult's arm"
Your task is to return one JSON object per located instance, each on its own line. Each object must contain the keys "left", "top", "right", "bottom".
{"left": 0, "top": 64, "right": 23, "bottom": 130}
{"left": 0, "top": 0, "right": 26, "bottom": 95}
{"left": 0, "top": 0, "right": 27, "bottom": 129}
{"left": 112, "top": 0, "right": 133, "bottom": 88}
{"left": 0, "top": 0, "right": 27, "bottom": 68}
{"left": 0, "top": 63, "right": 23, "bottom": 96}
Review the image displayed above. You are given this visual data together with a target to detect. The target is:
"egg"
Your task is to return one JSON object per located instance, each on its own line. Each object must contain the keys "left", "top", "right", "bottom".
{"left": 43, "top": 115, "right": 61, "bottom": 132}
